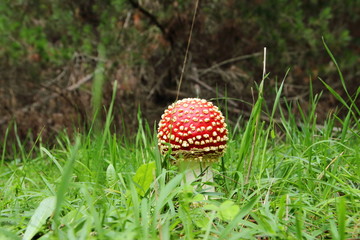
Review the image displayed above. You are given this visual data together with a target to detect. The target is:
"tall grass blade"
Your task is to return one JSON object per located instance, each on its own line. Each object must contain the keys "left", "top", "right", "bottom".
{"left": 234, "top": 74, "right": 268, "bottom": 184}
{"left": 321, "top": 38, "right": 360, "bottom": 116}
{"left": 141, "top": 198, "right": 150, "bottom": 239}
{"left": 40, "top": 146, "right": 63, "bottom": 174}
{"left": 1, "top": 123, "right": 10, "bottom": 165}
{"left": 336, "top": 197, "right": 346, "bottom": 240}
{"left": 295, "top": 210, "right": 303, "bottom": 239}
{"left": 92, "top": 80, "right": 118, "bottom": 184}
{"left": 322, "top": 38, "right": 350, "bottom": 100}
{"left": 153, "top": 173, "right": 183, "bottom": 227}
{"left": 53, "top": 137, "right": 80, "bottom": 228}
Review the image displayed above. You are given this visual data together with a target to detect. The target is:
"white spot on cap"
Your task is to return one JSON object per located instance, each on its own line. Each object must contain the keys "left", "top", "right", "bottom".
{"left": 182, "top": 141, "right": 189, "bottom": 147}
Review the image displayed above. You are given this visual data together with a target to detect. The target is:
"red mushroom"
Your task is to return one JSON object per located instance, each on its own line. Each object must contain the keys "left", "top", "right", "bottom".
{"left": 157, "top": 98, "right": 228, "bottom": 194}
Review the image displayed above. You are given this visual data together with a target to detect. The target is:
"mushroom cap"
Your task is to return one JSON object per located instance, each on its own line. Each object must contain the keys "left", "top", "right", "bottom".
{"left": 157, "top": 98, "right": 228, "bottom": 163}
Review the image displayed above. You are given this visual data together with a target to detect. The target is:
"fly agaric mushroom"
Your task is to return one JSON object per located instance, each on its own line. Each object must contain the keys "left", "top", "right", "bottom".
{"left": 157, "top": 98, "right": 228, "bottom": 194}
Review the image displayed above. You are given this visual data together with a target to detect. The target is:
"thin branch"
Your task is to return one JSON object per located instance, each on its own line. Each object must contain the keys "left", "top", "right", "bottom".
{"left": 127, "top": 0, "right": 172, "bottom": 45}
{"left": 198, "top": 52, "right": 263, "bottom": 76}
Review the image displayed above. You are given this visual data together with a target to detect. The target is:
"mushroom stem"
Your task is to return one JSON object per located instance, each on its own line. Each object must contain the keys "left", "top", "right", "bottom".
{"left": 180, "top": 161, "right": 215, "bottom": 194}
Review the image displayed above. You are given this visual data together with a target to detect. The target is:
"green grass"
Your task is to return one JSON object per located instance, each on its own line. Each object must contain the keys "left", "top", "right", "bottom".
{"left": 1, "top": 65, "right": 360, "bottom": 239}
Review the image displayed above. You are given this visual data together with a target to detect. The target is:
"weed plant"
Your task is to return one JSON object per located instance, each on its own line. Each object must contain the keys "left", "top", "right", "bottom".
{"left": 0, "top": 53, "right": 359, "bottom": 239}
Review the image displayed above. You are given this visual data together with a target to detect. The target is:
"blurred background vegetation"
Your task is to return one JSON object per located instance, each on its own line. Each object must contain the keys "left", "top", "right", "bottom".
{"left": 0, "top": 0, "right": 359, "bottom": 154}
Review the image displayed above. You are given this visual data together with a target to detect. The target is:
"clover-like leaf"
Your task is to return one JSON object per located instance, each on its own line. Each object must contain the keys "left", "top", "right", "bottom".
{"left": 132, "top": 161, "right": 156, "bottom": 197}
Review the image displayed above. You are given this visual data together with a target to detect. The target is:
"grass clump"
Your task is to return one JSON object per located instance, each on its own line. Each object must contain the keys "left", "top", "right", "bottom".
{"left": 1, "top": 62, "right": 359, "bottom": 239}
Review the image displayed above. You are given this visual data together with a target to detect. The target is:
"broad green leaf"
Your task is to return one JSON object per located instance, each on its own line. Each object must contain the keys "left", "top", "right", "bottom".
{"left": 203, "top": 200, "right": 241, "bottom": 222}
{"left": 203, "top": 203, "right": 219, "bottom": 212}
{"left": 23, "top": 196, "right": 56, "bottom": 240}
{"left": 194, "top": 215, "right": 210, "bottom": 229}
{"left": 218, "top": 200, "right": 240, "bottom": 222}
{"left": 220, "top": 196, "right": 259, "bottom": 238}
{"left": 132, "top": 161, "right": 156, "bottom": 196}
{"left": 192, "top": 194, "right": 205, "bottom": 202}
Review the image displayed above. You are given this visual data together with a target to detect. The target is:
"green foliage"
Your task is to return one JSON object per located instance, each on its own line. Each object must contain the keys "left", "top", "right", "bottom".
{"left": 0, "top": 0, "right": 357, "bottom": 71}
{"left": 1, "top": 77, "right": 359, "bottom": 239}
{"left": 0, "top": 0, "right": 134, "bottom": 65}
{"left": 204, "top": 200, "right": 240, "bottom": 222}
{"left": 132, "top": 161, "right": 156, "bottom": 196}
{"left": 0, "top": 44, "right": 359, "bottom": 239}
{"left": 23, "top": 196, "right": 56, "bottom": 240}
